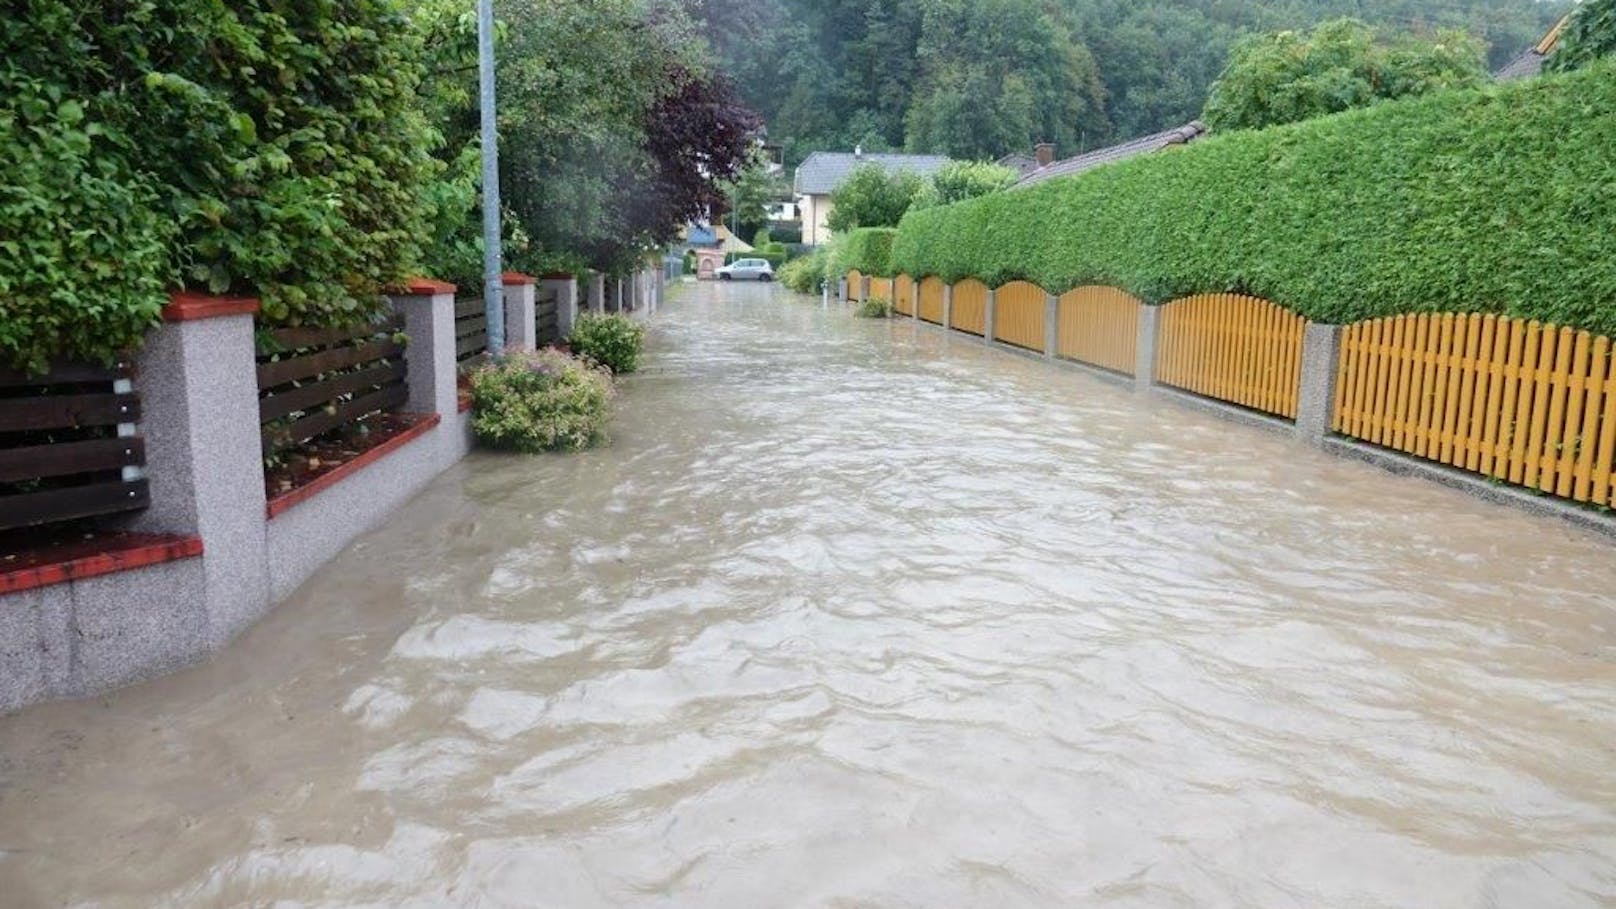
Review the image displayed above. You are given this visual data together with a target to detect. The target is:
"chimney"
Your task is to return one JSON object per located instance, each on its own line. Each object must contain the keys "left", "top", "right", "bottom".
{"left": 1035, "top": 142, "right": 1055, "bottom": 168}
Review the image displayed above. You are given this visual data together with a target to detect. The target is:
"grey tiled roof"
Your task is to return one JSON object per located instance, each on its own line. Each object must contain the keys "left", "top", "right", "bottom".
{"left": 996, "top": 154, "right": 1041, "bottom": 177}
{"left": 1494, "top": 48, "right": 1547, "bottom": 81}
{"left": 794, "top": 152, "right": 953, "bottom": 196}
{"left": 1012, "top": 122, "right": 1208, "bottom": 189}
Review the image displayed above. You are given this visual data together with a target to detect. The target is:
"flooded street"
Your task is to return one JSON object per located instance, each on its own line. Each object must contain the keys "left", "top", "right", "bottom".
{"left": 3, "top": 280, "right": 1615, "bottom": 908}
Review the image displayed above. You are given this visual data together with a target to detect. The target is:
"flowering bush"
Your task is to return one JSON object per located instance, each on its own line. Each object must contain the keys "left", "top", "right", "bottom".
{"left": 568, "top": 312, "right": 647, "bottom": 374}
{"left": 469, "top": 349, "right": 614, "bottom": 453}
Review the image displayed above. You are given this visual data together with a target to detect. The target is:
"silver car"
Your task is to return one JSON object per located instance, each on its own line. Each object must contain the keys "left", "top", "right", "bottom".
{"left": 716, "top": 258, "right": 774, "bottom": 281}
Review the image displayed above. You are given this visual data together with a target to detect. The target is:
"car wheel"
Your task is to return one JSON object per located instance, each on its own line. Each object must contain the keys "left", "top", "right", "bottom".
{"left": 719, "top": 273, "right": 732, "bottom": 280}
{"left": 759, "top": 273, "right": 772, "bottom": 282}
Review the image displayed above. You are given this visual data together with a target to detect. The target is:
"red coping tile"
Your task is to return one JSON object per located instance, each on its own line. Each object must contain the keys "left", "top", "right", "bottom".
{"left": 388, "top": 278, "right": 457, "bottom": 296}
{"left": 0, "top": 533, "right": 204, "bottom": 596}
{"left": 163, "top": 292, "right": 261, "bottom": 322}
{"left": 502, "top": 272, "right": 537, "bottom": 286}
{"left": 265, "top": 413, "right": 442, "bottom": 520}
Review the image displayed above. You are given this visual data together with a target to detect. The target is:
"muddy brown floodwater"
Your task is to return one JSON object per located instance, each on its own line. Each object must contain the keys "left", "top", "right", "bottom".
{"left": 2, "top": 281, "right": 1615, "bottom": 908}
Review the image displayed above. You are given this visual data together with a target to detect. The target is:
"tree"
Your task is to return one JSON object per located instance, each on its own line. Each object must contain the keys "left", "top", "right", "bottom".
{"left": 903, "top": 0, "right": 1107, "bottom": 159}
{"left": 1547, "top": 0, "right": 1616, "bottom": 73}
{"left": 1202, "top": 18, "right": 1487, "bottom": 132}
{"left": 826, "top": 165, "right": 926, "bottom": 232}
{"left": 913, "top": 161, "right": 1019, "bottom": 209}
{"left": 726, "top": 153, "right": 775, "bottom": 242}
{"left": 414, "top": 0, "right": 760, "bottom": 276}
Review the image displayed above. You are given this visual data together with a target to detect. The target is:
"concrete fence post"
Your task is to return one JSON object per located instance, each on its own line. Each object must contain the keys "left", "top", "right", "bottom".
{"left": 542, "top": 275, "right": 579, "bottom": 339}
{"left": 1135, "top": 304, "right": 1161, "bottom": 392}
{"left": 942, "top": 284, "right": 954, "bottom": 331}
{"left": 861, "top": 275, "right": 871, "bottom": 304}
{"left": 614, "top": 278, "right": 625, "bottom": 313}
{"left": 129, "top": 293, "right": 271, "bottom": 649}
{"left": 655, "top": 268, "right": 665, "bottom": 312}
{"left": 838, "top": 277, "right": 848, "bottom": 303}
{"left": 912, "top": 283, "right": 922, "bottom": 321}
{"left": 1296, "top": 323, "right": 1344, "bottom": 445}
{"left": 1044, "top": 294, "right": 1059, "bottom": 359}
{"left": 983, "top": 289, "right": 997, "bottom": 346}
{"left": 588, "top": 273, "right": 606, "bottom": 313}
{"left": 391, "top": 280, "right": 460, "bottom": 418}
{"left": 501, "top": 273, "right": 537, "bottom": 352}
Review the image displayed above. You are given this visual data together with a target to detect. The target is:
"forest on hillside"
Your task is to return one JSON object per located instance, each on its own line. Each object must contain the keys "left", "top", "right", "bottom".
{"left": 682, "top": 0, "right": 1568, "bottom": 162}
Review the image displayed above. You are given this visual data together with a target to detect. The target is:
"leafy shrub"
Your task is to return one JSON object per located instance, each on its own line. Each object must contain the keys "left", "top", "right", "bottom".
{"left": 892, "top": 60, "right": 1616, "bottom": 337}
{"left": 856, "top": 297, "right": 894, "bottom": 318}
{"left": 833, "top": 228, "right": 898, "bottom": 278}
{"left": 779, "top": 248, "right": 830, "bottom": 293}
{"left": 1203, "top": 18, "right": 1486, "bottom": 131}
{"left": 568, "top": 312, "right": 647, "bottom": 374}
{"left": 1548, "top": 0, "right": 1616, "bottom": 73}
{"left": 0, "top": 84, "right": 174, "bottom": 372}
{"left": 470, "top": 350, "right": 614, "bottom": 453}
{"left": 826, "top": 165, "right": 926, "bottom": 231}
{"left": 913, "top": 161, "right": 1019, "bottom": 209}
{"left": 0, "top": 0, "right": 435, "bottom": 371}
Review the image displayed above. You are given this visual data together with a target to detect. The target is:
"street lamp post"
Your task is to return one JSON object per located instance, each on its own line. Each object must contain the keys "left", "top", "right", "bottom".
{"left": 478, "top": 0, "right": 505, "bottom": 351}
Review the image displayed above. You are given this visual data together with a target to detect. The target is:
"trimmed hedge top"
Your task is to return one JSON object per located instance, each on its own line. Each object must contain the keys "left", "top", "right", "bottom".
{"left": 890, "top": 60, "right": 1616, "bottom": 337}
{"left": 833, "top": 228, "right": 897, "bottom": 279}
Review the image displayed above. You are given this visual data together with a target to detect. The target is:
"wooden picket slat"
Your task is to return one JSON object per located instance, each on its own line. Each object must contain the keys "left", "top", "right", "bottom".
{"left": 0, "top": 393, "right": 140, "bottom": 433}
{"left": 1331, "top": 311, "right": 1616, "bottom": 511}
{"left": 0, "top": 437, "right": 145, "bottom": 484}
{"left": 1155, "top": 293, "right": 1304, "bottom": 420}
{"left": 918, "top": 277, "right": 945, "bottom": 324}
{"left": 993, "top": 282, "right": 1046, "bottom": 351}
{"left": 847, "top": 270, "right": 864, "bottom": 302}
{"left": 950, "top": 280, "right": 987, "bottom": 336}
{"left": 1056, "top": 286, "right": 1140, "bottom": 375}
{"left": 0, "top": 480, "right": 150, "bottom": 533}
{"left": 894, "top": 275, "right": 915, "bottom": 316}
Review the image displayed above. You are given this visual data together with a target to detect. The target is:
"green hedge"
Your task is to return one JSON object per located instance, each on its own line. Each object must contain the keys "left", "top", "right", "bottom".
{"left": 833, "top": 228, "right": 898, "bottom": 278}
{"left": 891, "top": 60, "right": 1616, "bottom": 337}
{"left": 1, "top": 1, "right": 434, "bottom": 371}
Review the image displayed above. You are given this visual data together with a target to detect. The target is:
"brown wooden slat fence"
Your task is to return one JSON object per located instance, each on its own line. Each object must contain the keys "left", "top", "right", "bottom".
{"left": 536, "top": 287, "right": 561, "bottom": 345}
{"left": 868, "top": 276, "right": 893, "bottom": 304}
{"left": 257, "top": 318, "right": 408, "bottom": 458}
{"left": 0, "top": 362, "right": 148, "bottom": 531}
{"left": 950, "top": 279, "right": 988, "bottom": 337}
{"left": 1157, "top": 293, "right": 1305, "bottom": 419}
{"left": 919, "top": 277, "right": 945, "bottom": 324}
{"left": 1334, "top": 314, "right": 1616, "bottom": 506}
{"left": 847, "top": 270, "right": 864, "bottom": 302}
{"left": 994, "top": 281, "right": 1046, "bottom": 352}
{"left": 1058, "top": 286, "right": 1140, "bottom": 376}
{"left": 454, "top": 297, "right": 490, "bottom": 362}
{"left": 894, "top": 275, "right": 915, "bottom": 316}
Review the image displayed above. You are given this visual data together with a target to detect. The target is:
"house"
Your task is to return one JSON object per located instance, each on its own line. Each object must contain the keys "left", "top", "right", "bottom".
{"left": 678, "top": 222, "right": 753, "bottom": 256}
{"left": 793, "top": 147, "right": 953, "bottom": 245}
{"left": 1494, "top": 15, "right": 1569, "bottom": 81}
{"left": 1012, "top": 122, "right": 1207, "bottom": 189}
{"left": 996, "top": 143, "right": 1056, "bottom": 179}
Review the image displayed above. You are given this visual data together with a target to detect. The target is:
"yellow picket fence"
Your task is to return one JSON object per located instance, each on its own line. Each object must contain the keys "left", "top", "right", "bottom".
{"left": 869, "top": 276, "right": 893, "bottom": 303}
{"left": 1058, "top": 286, "right": 1140, "bottom": 376}
{"left": 847, "top": 270, "right": 864, "bottom": 301}
{"left": 950, "top": 279, "right": 988, "bottom": 337}
{"left": 1157, "top": 294, "right": 1305, "bottom": 419}
{"left": 894, "top": 274, "right": 915, "bottom": 316}
{"left": 919, "top": 277, "right": 945, "bottom": 324}
{"left": 1334, "top": 314, "right": 1616, "bottom": 505}
{"left": 994, "top": 282, "right": 1046, "bottom": 352}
